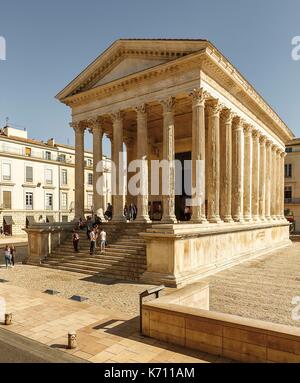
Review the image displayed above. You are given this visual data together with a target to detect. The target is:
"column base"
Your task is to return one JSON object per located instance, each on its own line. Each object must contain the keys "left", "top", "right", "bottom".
{"left": 161, "top": 215, "right": 177, "bottom": 224}
{"left": 135, "top": 215, "right": 152, "bottom": 223}
{"left": 208, "top": 216, "right": 222, "bottom": 224}
{"left": 233, "top": 216, "right": 244, "bottom": 223}
{"left": 112, "top": 215, "right": 127, "bottom": 223}
{"left": 223, "top": 216, "right": 234, "bottom": 223}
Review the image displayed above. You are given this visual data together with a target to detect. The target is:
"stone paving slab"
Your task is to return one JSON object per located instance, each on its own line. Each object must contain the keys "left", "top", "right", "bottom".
{"left": 0, "top": 284, "right": 230, "bottom": 363}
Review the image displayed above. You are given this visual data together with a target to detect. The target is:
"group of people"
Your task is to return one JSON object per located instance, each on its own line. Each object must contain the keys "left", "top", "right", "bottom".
{"left": 3, "top": 245, "right": 16, "bottom": 268}
{"left": 124, "top": 203, "right": 137, "bottom": 221}
{"left": 72, "top": 224, "right": 107, "bottom": 256}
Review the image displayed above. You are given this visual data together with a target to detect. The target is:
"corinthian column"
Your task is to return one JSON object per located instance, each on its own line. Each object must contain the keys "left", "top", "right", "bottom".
{"left": 111, "top": 111, "right": 126, "bottom": 222}
{"left": 243, "top": 125, "right": 253, "bottom": 222}
{"left": 259, "top": 136, "right": 267, "bottom": 221}
{"left": 71, "top": 121, "right": 85, "bottom": 219}
{"left": 160, "top": 97, "right": 177, "bottom": 223}
{"left": 190, "top": 88, "right": 207, "bottom": 223}
{"left": 220, "top": 109, "right": 234, "bottom": 223}
{"left": 89, "top": 117, "right": 105, "bottom": 220}
{"left": 280, "top": 152, "right": 286, "bottom": 220}
{"left": 271, "top": 145, "right": 277, "bottom": 220}
{"left": 252, "top": 130, "right": 260, "bottom": 222}
{"left": 206, "top": 100, "right": 222, "bottom": 223}
{"left": 276, "top": 149, "right": 282, "bottom": 220}
{"left": 265, "top": 141, "right": 272, "bottom": 221}
{"left": 232, "top": 117, "right": 244, "bottom": 222}
{"left": 135, "top": 104, "right": 151, "bottom": 222}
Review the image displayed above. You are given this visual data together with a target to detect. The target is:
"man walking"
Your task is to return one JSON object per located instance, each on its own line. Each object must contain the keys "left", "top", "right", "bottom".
{"left": 89, "top": 227, "right": 97, "bottom": 255}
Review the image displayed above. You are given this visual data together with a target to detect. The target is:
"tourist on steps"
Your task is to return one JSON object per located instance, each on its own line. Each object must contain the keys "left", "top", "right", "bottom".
{"left": 72, "top": 229, "right": 80, "bottom": 253}
{"left": 100, "top": 228, "right": 106, "bottom": 254}
{"left": 10, "top": 245, "right": 16, "bottom": 266}
{"left": 89, "top": 227, "right": 97, "bottom": 255}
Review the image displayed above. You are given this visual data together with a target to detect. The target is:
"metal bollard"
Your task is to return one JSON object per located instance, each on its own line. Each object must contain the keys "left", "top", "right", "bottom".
{"left": 68, "top": 331, "right": 77, "bottom": 349}
{"left": 4, "top": 313, "right": 12, "bottom": 325}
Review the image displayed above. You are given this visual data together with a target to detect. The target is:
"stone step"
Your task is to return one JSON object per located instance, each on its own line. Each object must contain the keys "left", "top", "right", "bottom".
{"left": 42, "top": 260, "right": 145, "bottom": 276}
{"left": 56, "top": 245, "right": 145, "bottom": 255}
{"left": 51, "top": 249, "right": 146, "bottom": 260}
{"left": 48, "top": 254, "right": 147, "bottom": 265}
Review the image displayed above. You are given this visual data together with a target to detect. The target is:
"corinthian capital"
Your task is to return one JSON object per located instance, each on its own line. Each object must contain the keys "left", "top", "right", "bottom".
{"left": 69, "top": 121, "right": 85, "bottom": 133}
{"left": 222, "top": 108, "right": 235, "bottom": 124}
{"left": 134, "top": 103, "right": 147, "bottom": 116}
{"left": 160, "top": 96, "right": 176, "bottom": 114}
{"left": 110, "top": 111, "right": 123, "bottom": 124}
{"left": 206, "top": 99, "right": 224, "bottom": 117}
{"left": 190, "top": 88, "right": 209, "bottom": 107}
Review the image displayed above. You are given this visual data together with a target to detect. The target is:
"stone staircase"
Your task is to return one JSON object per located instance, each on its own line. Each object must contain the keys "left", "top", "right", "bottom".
{"left": 40, "top": 223, "right": 151, "bottom": 281}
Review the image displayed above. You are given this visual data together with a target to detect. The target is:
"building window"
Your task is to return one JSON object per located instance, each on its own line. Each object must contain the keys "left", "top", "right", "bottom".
{"left": 86, "top": 158, "right": 93, "bottom": 167}
{"left": 25, "top": 166, "right": 33, "bottom": 183}
{"left": 87, "top": 193, "right": 93, "bottom": 209}
{"left": 286, "top": 147, "right": 293, "bottom": 153}
{"left": 25, "top": 147, "right": 31, "bottom": 157}
{"left": 45, "top": 169, "right": 53, "bottom": 185}
{"left": 285, "top": 186, "right": 292, "bottom": 202}
{"left": 62, "top": 215, "right": 68, "bottom": 222}
{"left": 45, "top": 151, "right": 51, "bottom": 160}
{"left": 61, "top": 192, "right": 68, "bottom": 210}
{"left": 61, "top": 169, "right": 68, "bottom": 185}
{"left": 58, "top": 154, "right": 66, "bottom": 163}
{"left": 285, "top": 164, "right": 292, "bottom": 178}
{"left": 87, "top": 173, "right": 93, "bottom": 186}
{"left": 45, "top": 193, "right": 53, "bottom": 210}
{"left": 25, "top": 192, "right": 33, "bottom": 210}
{"left": 2, "top": 162, "right": 11, "bottom": 181}
{"left": 3, "top": 191, "right": 11, "bottom": 209}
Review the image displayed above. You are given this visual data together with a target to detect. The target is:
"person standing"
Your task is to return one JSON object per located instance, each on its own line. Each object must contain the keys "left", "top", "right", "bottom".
{"left": 86, "top": 216, "right": 93, "bottom": 240}
{"left": 10, "top": 245, "right": 16, "bottom": 267}
{"left": 100, "top": 228, "right": 106, "bottom": 254}
{"left": 4, "top": 245, "right": 12, "bottom": 269}
{"left": 89, "top": 227, "right": 97, "bottom": 255}
{"left": 72, "top": 229, "right": 80, "bottom": 253}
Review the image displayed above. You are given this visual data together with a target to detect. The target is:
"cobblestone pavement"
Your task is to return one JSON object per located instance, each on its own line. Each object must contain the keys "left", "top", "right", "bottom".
{"left": 206, "top": 241, "right": 300, "bottom": 327}
{"left": 0, "top": 265, "right": 154, "bottom": 316}
{"left": 0, "top": 284, "right": 229, "bottom": 363}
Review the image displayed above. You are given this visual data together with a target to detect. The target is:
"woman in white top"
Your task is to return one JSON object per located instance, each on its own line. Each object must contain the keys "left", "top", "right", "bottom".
{"left": 4, "top": 245, "right": 12, "bottom": 268}
{"left": 100, "top": 228, "right": 106, "bottom": 253}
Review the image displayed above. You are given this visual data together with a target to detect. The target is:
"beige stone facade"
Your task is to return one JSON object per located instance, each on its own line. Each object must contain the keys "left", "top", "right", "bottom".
{"left": 56, "top": 39, "right": 293, "bottom": 286}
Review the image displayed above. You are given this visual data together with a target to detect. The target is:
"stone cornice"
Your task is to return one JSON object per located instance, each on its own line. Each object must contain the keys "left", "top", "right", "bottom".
{"left": 57, "top": 40, "right": 293, "bottom": 143}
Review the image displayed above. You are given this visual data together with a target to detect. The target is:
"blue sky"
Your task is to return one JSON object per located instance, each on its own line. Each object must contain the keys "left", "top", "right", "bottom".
{"left": 0, "top": 0, "right": 299, "bottom": 155}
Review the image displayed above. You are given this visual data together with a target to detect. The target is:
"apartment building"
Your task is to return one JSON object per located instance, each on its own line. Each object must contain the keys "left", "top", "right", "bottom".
{"left": 0, "top": 125, "right": 111, "bottom": 235}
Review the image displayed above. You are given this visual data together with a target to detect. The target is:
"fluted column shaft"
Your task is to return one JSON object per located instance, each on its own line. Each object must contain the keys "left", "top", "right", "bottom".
{"left": 220, "top": 109, "right": 234, "bottom": 223}
{"left": 276, "top": 149, "right": 282, "bottom": 219}
{"left": 207, "top": 100, "right": 222, "bottom": 223}
{"left": 161, "top": 97, "right": 177, "bottom": 223}
{"left": 280, "top": 152, "right": 286, "bottom": 219}
{"left": 232, "top": 118, "right": 244, "bottom": 222}
{"left": 191, "top": 89, "right": 207, "bottom": 223}
{"left": 271, "top": 145, "right": 277, "bottom": 219}
{"left": 265, "top": 141, "right": 272, "bottom": 220}
{"left": 72, "top": 123, "right": 85, "bottom": 219}
{"left": 135, "top": 104, "right": 151, "bottom": 222}
{"left": 259, "top": 137, "right": 267, "bottom": 220}
{"left": 243, "top": 125, "right": 253, "bottom": 222}
{"left": 111, "top": 112, "right": 126, "bottom": 222}
{"left": 252, "top": 130, "right": 260, "bottom": 221}
{"left": 91, "top": 119, "right": 105, "bottom": 219}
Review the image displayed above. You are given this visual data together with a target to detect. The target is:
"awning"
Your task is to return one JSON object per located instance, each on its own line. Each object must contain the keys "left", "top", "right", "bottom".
{"left": 26, "top": 216, "right": 36, "bottom": 225}
{"left": 3, "top": 216, "right": 15, "bottom": 225}
{"left": 46, "top": 216, "right": 55, "bottom": 223}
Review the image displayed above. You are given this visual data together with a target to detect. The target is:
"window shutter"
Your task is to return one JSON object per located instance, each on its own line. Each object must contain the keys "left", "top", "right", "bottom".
{"left": 3, "top": 191, "right": 11, "bottom": 209}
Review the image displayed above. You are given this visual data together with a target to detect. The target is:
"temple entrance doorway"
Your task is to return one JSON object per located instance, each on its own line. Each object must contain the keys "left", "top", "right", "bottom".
{"left": 175, "top": 151, "right": 192, "bottom": 221}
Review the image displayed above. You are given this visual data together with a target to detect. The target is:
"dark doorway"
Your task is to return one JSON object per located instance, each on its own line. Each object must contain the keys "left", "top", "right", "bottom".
{"left": 3, "top": 216, "right": 13, "bottom": 236}
{"left": 175, "top": 151, "right": 192, "bottom": 221}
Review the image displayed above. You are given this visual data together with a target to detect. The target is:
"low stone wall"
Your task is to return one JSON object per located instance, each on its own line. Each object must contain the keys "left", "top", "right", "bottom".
{"left": 23, "top": 222, "right": 74, "bottom": 265}
{"left": 142, "top": 292, "right": 300, "bottom": 363}
{"left": 141, "top": 221, "right": 290, "bottom": 287}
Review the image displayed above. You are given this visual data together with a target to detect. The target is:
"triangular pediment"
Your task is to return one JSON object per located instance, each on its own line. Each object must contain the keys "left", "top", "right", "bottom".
{"left": 56, "top": 39, "right": 209, "bottom": 100}
{"left": 93, "top": 57, "right": 169, "bottom": 87}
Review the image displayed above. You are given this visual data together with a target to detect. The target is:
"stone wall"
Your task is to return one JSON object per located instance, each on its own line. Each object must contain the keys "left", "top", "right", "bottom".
{"left": 142, "top": 294, "right": 300, "bottom": 362}
{"left": 141, "top": 222, "right": 291, "bottom": 287}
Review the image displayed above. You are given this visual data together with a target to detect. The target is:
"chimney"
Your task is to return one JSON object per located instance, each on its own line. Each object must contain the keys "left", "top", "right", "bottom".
{"left": 47, "top": 138, "right": 55, "bottom": 147}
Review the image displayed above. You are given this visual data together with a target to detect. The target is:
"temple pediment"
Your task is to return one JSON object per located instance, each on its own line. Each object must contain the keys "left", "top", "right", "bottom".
{"left": 92, "top": 57, "right": 169, "bottom": 88}
{"left": 56, "top": 39, "right": 209, "bottom": 99}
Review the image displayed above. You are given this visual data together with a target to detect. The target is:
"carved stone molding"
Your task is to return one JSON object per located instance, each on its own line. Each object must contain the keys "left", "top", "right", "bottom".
{"left": 206, "top": 99, "right": 224, "bottom": 117}
{"left": 110, "top": 111, "right": 123, "bottom": 124}
{"left": 221, "top": 108, "right": 235, "bottom": 124}
{"left": 160, "top": 96, "right": 176, "bottom": 114}
{"left": 190, "top": 88, "right": 209, "bottom": 107}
